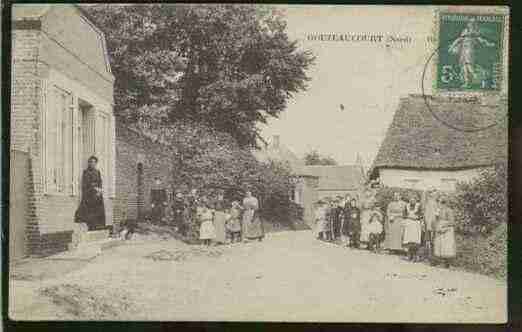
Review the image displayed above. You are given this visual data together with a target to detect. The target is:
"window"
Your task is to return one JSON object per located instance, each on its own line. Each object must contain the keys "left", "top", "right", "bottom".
{"left": 403, "top": 178, "right": 421, "bottom": 189}
{"left": 46, "top": 86, "right": 74, "bottom": 194}
{"left": 440, "top": 178, "right": 457, "bottom": 191}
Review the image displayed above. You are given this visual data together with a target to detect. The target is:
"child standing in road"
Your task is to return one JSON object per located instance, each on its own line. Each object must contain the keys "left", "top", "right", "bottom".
{"left": 199, "top": 200, "right": 216, "bottom": 246}
{"left": 226, "top": 201, "right": 242, "bottom": 243}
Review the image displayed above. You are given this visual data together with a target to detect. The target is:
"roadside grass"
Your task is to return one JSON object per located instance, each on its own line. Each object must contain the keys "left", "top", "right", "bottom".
{"left": 39, "top": 284, "right": 136, "bottom": 319}
{"left": 454, "top": 223, "right": 507, "bottom": 280}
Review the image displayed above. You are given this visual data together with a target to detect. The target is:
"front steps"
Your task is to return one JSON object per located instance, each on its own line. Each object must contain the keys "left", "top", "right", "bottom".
{"left": 47, "top": 225, "right": 119, "bottom": 261}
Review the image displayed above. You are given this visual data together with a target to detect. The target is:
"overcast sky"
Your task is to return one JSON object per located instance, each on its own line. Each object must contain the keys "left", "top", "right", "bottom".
{"left": 260, "top": 6, "right": 437, "bottom": 167}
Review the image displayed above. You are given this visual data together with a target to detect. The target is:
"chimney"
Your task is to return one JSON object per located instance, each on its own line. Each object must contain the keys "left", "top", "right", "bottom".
{"left": 272, "top": 135, "right": 280, "bottom": 148}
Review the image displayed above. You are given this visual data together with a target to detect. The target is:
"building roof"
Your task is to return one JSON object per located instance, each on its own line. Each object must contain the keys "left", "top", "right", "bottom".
{"left": 253, "top": 136, "right": 316, "bottom": 177}
{"left": 302, "top": 165, "right": 365, "bottom": 191}
{"left": 12, "top": 4, "right": 113, "bottom": 77}
{"left": 12, "top": 4, "right": 52, "bottom": 19}
{"left": 371, "top": 94, "right": 507, "bottom": 176}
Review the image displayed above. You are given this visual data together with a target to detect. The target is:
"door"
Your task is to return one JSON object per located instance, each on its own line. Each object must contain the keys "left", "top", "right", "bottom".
{"left": 9, "top": 150, "right": 29, "bottom": 260}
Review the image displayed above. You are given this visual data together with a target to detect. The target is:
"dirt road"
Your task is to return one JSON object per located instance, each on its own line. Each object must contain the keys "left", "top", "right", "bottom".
{"left": 9, "top": 230, "right": 506, "bottom": 322}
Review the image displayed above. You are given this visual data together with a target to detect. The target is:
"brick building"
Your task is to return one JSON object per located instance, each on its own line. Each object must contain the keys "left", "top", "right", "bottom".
{"left": 10, "top": 4, "right": 177, "bottom": 259}
{"left": 10, "top": 4, "right": 116, "bottom": 258}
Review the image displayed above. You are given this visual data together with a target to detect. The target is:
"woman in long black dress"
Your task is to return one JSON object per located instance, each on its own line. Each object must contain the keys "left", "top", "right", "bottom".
{"left": 75, "top": 156, "right": 106, "bottom": 231}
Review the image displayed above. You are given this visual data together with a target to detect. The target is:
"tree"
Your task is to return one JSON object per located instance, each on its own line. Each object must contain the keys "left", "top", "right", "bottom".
{"left": 83, "top": 4, "right": 315, "bottom": 147}
{"left": 304, "top": 150, "right": 337, "bottom": 166}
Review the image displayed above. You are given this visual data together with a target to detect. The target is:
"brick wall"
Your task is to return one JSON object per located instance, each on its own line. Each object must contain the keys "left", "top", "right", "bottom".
{"left": 11, "top": 8, "right": 115, "bottom": 255}
{"left": 113, "top": 123, "right": 175, "bottom": 230}
{"left": 11, "top": 29, "right": 41, "bottom": 153}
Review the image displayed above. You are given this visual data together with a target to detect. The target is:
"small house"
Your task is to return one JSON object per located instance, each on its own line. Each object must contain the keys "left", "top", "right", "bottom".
{"left": 302, "top": 165, "right": 365, "bottom": 200}
{"left": 369, "top": 94, "right": 507, "bottom": 191}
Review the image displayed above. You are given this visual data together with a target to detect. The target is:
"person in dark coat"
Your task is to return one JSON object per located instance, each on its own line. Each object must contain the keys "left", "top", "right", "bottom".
{"left": 75, "top": 156, "right": 106, "bottom": 231}
{"left": 150, "top": 177, "right": 168, "bottom": 225}
{"left": 184, "top": 188, "right": 200, "bottom": 241}
{"left": 330, "top": 197, "right": 342, "bottom": 241}
{"left": 345, "top": 198, "right": 361, "bottom": 248}
{"left": 172, "top": 192, "right": 186, "bottom": 234}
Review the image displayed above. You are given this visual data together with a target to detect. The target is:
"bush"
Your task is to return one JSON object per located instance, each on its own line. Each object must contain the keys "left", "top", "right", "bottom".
{"left": 454, "top": 222, "right": 507, "bottom": 279}
{"left": 146, "top": 121, "right": 299, "bottom": 226}
{"left": 452, "top": 163, "right": 507, "bottom": 234}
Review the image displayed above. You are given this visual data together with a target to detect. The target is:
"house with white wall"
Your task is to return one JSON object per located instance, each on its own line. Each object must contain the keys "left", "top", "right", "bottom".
{"left": 369, "top": 94, "right": 507, "bottom": 191}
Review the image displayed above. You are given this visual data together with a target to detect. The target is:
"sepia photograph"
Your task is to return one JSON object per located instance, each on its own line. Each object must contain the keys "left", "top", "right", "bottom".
{"left": 8, "top": 4, "right": 508, "bottom": 323}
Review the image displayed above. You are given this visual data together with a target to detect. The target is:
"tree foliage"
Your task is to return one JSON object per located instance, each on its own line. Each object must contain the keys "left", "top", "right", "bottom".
{"left": 304, "top": 150, "right": 337, "bottom": 166}
{"left": 452, "top": 163, "right": 507, "bottom": 234}
{"left": 83, "top": 4, "right": 315, "bottom": 147}
{"left": 140, "top": 120, "right": 300, "bottom": 224}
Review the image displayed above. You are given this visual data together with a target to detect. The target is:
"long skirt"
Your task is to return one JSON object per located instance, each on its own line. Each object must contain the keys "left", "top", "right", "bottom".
{"left": 213, "top": 211, "right": 227, "bottom": 243}
{"left": 199, "top": 220, "right": 216, "bottom": 240}
{"left": 75, "top": 196, "right": 106, "bottom": 231}
{"left": 433, "top": 228, "right": 456, "bottom": 258}
{"left": 243, "top": 210, "right": 264, "bottom": 239}
{"left": 383, "top": 218, "right": 404, "bottom": 250}
{"left": 316, "top": 218, "right": 329, "bottom": 236}
{"left": 402, "top": 218, "right": 422, "bottom": 245}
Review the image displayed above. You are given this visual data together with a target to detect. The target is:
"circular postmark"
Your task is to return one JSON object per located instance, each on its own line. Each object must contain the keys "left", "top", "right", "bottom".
{"left": 421, "top": 34, "right": 507, "bottom": 133}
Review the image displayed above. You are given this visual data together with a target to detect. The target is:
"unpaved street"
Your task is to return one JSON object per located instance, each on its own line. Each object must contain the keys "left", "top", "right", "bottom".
{"left": 10, "top": 230, "right": 506, "bottom": 322}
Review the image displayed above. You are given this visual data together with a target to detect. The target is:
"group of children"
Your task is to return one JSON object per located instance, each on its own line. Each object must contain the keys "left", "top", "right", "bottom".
{"left": 314, "top": 195, "right": 385, "bottom": 253}
{"left": 147, "top": 188, "right": 263, "bottom": 245}
{"left": 314, "top": 189, "right": 457, "bottom": 268}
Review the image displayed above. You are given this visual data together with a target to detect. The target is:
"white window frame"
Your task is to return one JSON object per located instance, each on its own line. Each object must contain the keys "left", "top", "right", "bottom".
{"left": 43, "top": 83, "right": 75, "bottom": 196}
{"left": 42, "top": 69, "right": 115, "bottom": 199}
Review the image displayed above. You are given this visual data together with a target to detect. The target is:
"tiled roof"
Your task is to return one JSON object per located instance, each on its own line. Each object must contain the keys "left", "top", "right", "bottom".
{"left": 371, "top": 94, "right": 507, "bottom": 173}
{"left": 302, "top": 165, "right": 365, "bottom": 190}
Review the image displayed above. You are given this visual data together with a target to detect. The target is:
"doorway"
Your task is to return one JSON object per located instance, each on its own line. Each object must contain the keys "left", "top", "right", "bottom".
{"left": 79, "top": 100, "right": 95, "bottom": 172}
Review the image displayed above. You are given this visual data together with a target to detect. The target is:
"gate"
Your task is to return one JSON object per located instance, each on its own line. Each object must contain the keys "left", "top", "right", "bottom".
{"left": 9, "top": 150, "right": 29, "bottom": 260}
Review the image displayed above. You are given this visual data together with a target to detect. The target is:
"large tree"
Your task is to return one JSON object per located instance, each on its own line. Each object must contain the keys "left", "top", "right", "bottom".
{"left": 83, "top": 4, "right": 315, "bottom": 147}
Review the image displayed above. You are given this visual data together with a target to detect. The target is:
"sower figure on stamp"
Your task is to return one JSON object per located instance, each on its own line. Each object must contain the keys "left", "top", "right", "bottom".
{"left": 75, "top": 155, "right": 106, "bottom": 231}
{"left": 150, "top": 177, "right": 168, "bottom": 225}
{"left": 448, "top": 19, "right": 495, "bottom": 88}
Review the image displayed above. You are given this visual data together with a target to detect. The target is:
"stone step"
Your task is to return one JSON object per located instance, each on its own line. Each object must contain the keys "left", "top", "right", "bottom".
{"left": 50, "top": 238, "right": 121, "bottom": 261}
{"left": 81, "top": 229, "right": 110, "bottom": 243}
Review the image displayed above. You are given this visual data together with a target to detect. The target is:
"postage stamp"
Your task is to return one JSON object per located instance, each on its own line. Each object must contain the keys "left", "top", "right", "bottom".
{"left": 436, "top": 12, "right": 505, "bottom": 92}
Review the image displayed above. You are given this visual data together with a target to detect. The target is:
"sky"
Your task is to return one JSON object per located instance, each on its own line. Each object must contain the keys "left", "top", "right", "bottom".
{"left": 259, "top": 6, "right": 438, "bottom": 167}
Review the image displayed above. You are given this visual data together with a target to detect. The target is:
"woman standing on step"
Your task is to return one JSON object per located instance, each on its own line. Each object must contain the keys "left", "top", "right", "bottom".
{"left": 75, "top": 156, "right": 106, "bottom": 231}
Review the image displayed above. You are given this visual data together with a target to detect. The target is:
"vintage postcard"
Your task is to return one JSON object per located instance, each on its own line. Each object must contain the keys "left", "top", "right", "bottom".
{"left": 8, "top": 4, "right": 508, "bottom": 323}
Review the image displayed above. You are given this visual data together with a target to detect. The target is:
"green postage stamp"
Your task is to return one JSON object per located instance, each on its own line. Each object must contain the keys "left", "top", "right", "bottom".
{"left": 437, "top": 12, "right": 505, "bottom": 92}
